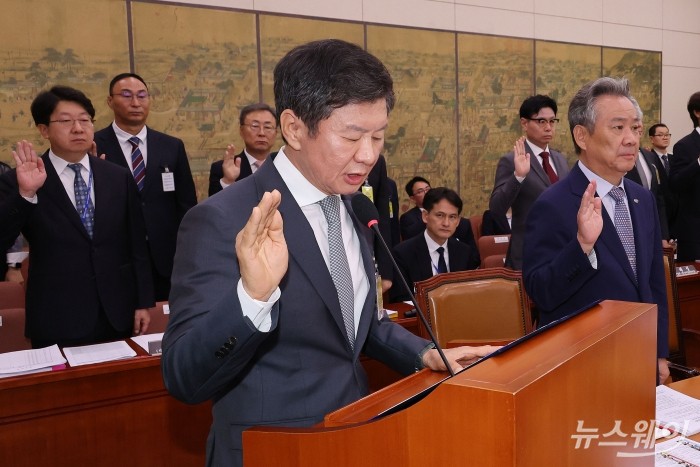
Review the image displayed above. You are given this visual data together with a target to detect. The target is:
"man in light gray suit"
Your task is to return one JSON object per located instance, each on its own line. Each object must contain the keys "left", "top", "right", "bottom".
{"left": 489, "top": 95, "right": 570, "bottom": 270}
{"left": 161, "top": 39, "right": 495, "bottom": 467}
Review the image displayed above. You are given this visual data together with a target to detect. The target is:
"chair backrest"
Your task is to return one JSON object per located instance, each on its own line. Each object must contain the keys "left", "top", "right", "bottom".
{"left": 0, "top": 308, "right": 31, "bottom": 353}
{"left": 148, "top": 301, "right": 170, "bottom": 334}
{"left": 482, "top": 254, "right": 506, "bottom": 268}
{"left": 663, "top": 247, "right": 683, "bottom": 361}
{"left": 477, "top": 234, "right": 510, "bottom": 267}
{"left": 469, "top": 214, "right": 483, "bottom": 241}
{"left": 414, "top": 267, "right": 532, "bottom": 348}
{"left": 0, "top": 281, "right": 25, "bottom": 309}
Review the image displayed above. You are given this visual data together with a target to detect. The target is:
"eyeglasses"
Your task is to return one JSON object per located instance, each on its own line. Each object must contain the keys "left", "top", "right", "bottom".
{"left": 412, "top": 186, "right": 431, "bottom": 196}
{"left": 111, "top": 90, "right": 149, "bottom": 100}
{"left": 49, "top": 118, "right": 94, "bottom": 128}
{"left": 652, "top": 134, "right": 672, "bottom": 138}
{"left": 431, "top": 212, "right": 460, "bottom": 222}
{"left": 242, "top": 123, "right": 277, "bottom": 133}
{"left": 526, "top": 118, "right": 560, "bottom": 127}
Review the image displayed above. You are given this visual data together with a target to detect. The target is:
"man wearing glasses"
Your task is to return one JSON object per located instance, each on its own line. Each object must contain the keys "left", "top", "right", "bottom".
{"left": 0, "top": 86, "right": 154, "bottom": 347}
{"left": 95, "top": 73, "right": 198, "bottom": 301}
{"left": 399, "top": 176, "right": 431, "bottom": 240}
{"left": 647, "top": 124, "right": 677, "bottom": 239}
{"left": 208, "top": 103, "right": 278, "bottom": 196}
{"left": 489, "top": 94, "right": 570, "bottom": 270}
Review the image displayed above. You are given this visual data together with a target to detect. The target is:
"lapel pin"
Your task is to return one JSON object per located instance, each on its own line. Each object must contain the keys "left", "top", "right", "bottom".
{"left": 633, "top": 199, "right": 639, "bottom": 203}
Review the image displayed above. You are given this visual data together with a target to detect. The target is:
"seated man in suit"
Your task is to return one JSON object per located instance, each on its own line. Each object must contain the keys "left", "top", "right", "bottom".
{"left": 0, "top": 86, "right": 154, "bottom": 348}
{"left": 399, "top": 176, "right": 430, "bottom": 240}
{"left": 522, "top": 77, "right": 668, "bottom": 383}
{"left": 95, "top": 73, "right": 198, "bottom": 301}
{"left": 161, "top": 39, "right": 496, "bottom": 467}
{"left": 392, "top": 187, "right": 480, "bottom": 301}
{"left": 208, "top": 103, "right": 277, "bottom": 196}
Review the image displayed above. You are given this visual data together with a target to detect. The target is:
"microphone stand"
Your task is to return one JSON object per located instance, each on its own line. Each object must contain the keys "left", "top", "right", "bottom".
{"left": 370, "top": 224, "right": 455, "bottom": 377}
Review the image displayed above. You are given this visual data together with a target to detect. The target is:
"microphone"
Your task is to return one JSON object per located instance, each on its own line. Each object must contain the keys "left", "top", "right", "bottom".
{"left": 351, "top": 194, "right": 455, "bottom": 377}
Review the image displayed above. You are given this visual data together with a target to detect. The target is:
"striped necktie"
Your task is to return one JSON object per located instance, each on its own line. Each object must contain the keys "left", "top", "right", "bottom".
{"left": 129, "top": 136, "right": 145, "bottom": 191}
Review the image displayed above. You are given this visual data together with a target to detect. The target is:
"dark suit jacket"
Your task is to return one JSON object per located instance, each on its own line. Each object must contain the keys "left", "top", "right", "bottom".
{"left": 399, "top": 206, "right": 424, "bottom": 241}
{"left": 489, "top": 142, "right": 570, "bottom": 270}
{"left": 364, "top": 155, "right": 394, "bottom": 281}
{"left": 624, "top": 149, "right": 669, "bottom": 239}
{"left": 391, "top": 234, "right": 480, "bottom": 302}
{"left": 648, "top": 149, "right": 678, "bottom": 239}
{"left": 0, "top": 153, "right": 154, "bottom": 342}
{"left": 671, "top": 130, "right": 700, "bottom": 260}
{"left": 481, "top": 209, "right": 511, "bottom": 236}
{"left": 387, "top": 177, "right": 401, "bottom": 248}
{"left": 94, "top": 126, "right": 197, "bottom": 281}
{"left": 523, "top": 163, "right": 668, "bottom": 358}
{"left": 161, "top": 156, "right": 428, "bottom": 467}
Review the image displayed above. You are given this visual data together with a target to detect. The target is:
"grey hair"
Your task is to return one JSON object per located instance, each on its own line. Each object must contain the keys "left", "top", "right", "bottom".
{"left": 568, "top": 77, "right": 641, "bottom": 154}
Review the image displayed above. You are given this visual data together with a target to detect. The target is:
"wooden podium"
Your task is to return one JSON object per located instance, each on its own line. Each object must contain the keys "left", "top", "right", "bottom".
{"left": 244, "top": 300, "right": 658, "bottom": 466}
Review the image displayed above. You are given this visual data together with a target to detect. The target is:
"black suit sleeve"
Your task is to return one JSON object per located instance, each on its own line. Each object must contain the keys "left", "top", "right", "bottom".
{"left": 208, "top": 161, "right": 224, "bottom": 197}
{"left": 173, "top": 139, "right": 198, "bottom": 216}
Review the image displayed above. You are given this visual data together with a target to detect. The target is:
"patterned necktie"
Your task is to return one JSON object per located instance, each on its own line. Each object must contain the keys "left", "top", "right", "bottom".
{"left": 318, "top": 195, "right": 355, "bottom": 350}
{"left": 251, "top": 160, "right": 261, "bottom": 172}
{"left": 661, "top": 154, "right": 670, "bottom": 174}
{"left": 129, "top": 136, "right": 145, "bottom": 191}
{"left": 540, "top": 151, "right": 559, "bottom": 184}
{"left": 609, "top": 187, "right": 636, "bottom": 280}
{"left": 68, "top": 163, "right": 95, "bottom": 238}
{"left": 436, "top": 246, "right": 447, "bottom": 274}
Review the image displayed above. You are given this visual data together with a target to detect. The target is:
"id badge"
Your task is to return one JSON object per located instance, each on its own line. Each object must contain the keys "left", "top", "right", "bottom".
{"left": 361, "top": 184, "right": 374, "bottom": 202}
{"left": 161, "top": 171, "right": 175, "bottom": 192}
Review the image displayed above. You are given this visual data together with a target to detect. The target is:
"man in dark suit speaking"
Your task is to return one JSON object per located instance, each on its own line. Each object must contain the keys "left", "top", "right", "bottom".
{"left": 161, "top": 39, "right": 496, "bottom": 467}
{"left": 392, "top": 187, "right": 480, "bottom": 301}
{"left": 94, "top": 73, "right": 198, "bottom": 301}
{"left": 0, "top": 86, "right": 154, "bottom": 347}
{"left": 522, "top": 77, "right": 669, "bottom": 383}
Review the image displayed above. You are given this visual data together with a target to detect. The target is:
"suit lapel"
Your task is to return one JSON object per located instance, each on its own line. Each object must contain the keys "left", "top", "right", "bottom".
{"left": 143, "top": 128, "right": 161, "bottom": 193}
{"left": 100, "top": 126, "right": 131, "bottom": 171}
{"left": 253, "top": 163, "right": 349, "bottom": 345}
{"left": 417, "top": 236, "right": 434, "bottom": 277}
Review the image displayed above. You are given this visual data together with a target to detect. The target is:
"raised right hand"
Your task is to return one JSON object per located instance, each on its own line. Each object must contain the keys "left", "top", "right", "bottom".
{"left": 576, "top": 180, "right": 603, "bottom": 255}
{"left": 513, "top": 136, "right": 530, "bottom": 178}
{"left": 12, "top": 140, "right": 46, "bottom": 198}
{"left": 236, "top": 190, "right": 288, "bottom": 301}
{"left": 222, "top": 143, "right": 241, "bottom": 184}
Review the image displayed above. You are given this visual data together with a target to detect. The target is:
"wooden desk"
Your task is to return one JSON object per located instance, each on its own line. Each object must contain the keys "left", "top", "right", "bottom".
{"left": 677, "top": 263, "right": 700, "bottom": 332}
{"left": 0, "top": 342, "right": 210, "bottom": 467}
{"left": 667, "top": 376, "right": 700, "bottom": 443}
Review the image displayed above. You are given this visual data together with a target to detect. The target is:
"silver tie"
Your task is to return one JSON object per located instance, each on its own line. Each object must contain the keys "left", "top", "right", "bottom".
{"left": 318, "top": 195, "right": 355, "bottom": 349}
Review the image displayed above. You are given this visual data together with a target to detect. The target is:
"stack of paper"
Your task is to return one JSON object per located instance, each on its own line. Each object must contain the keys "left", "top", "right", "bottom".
{"left": 656, "top": 436, "right": 700, "bottom": 466}
{"left": 0, "top": 344, "right": 66, "bottom": 378}
{"left": 656, "top": 385, "right": 700, "bottom": 436}
{"left": 63, "top": 341, "right": 136, "bottom": 367}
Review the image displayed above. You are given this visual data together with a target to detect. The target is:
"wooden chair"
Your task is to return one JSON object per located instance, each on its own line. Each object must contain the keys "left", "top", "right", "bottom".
{"left": 147, "top": 301, "right": 170, "bottom": 334}
{"left": 414, "top": 267, "right": 533, "bottom": 348}
{"left": 482, "top": 254, "right": 506, "bottom": 268}
{"left": 662, "top": 247, "right": 700, "bottom": 381}
{"left": 0, "top": 308, "right": 31, "bottom": 353}
{"left": 468, "top": 214, "right": 482, "bottom": 241}
{"left": 477, "top": 234, "right": 510, "bottom": 268}
{"left": 0, "top": 281, "right": 25, "bottom": 309}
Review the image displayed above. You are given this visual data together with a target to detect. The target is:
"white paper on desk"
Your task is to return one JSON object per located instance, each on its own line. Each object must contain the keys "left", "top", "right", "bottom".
{"left": 655, "top": 436, "right": 700, "bottom": 466}
{"left": 63, "top": 341, "right": 136, "bottom": 367}
{"left": 131, "top": 333, "right": 164, "bottom": 353}
{"left": 656, "top": 385, "right": 700, "bottom": 435}
{"left": 0, "top": 344, "right": 65, "bottom": 374}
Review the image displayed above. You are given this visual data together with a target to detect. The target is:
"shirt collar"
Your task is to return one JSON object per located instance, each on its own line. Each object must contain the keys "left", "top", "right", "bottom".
{"left": 273, "top": 147, "right": 329, "bottom": 208}
{"left": 577, "top": 160, "right": 625, "bottom": 199}
{"left": 423, "top": 229, "right": 447, "bottom": 251}
{"left": 112, "top": 121, "right": 147, "bottom": 144}
{"left": 48, "top": 150, "right": 90, "bottom": 173}
{"left": 525, "top": 139, "right": 548, "bottom": 157}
